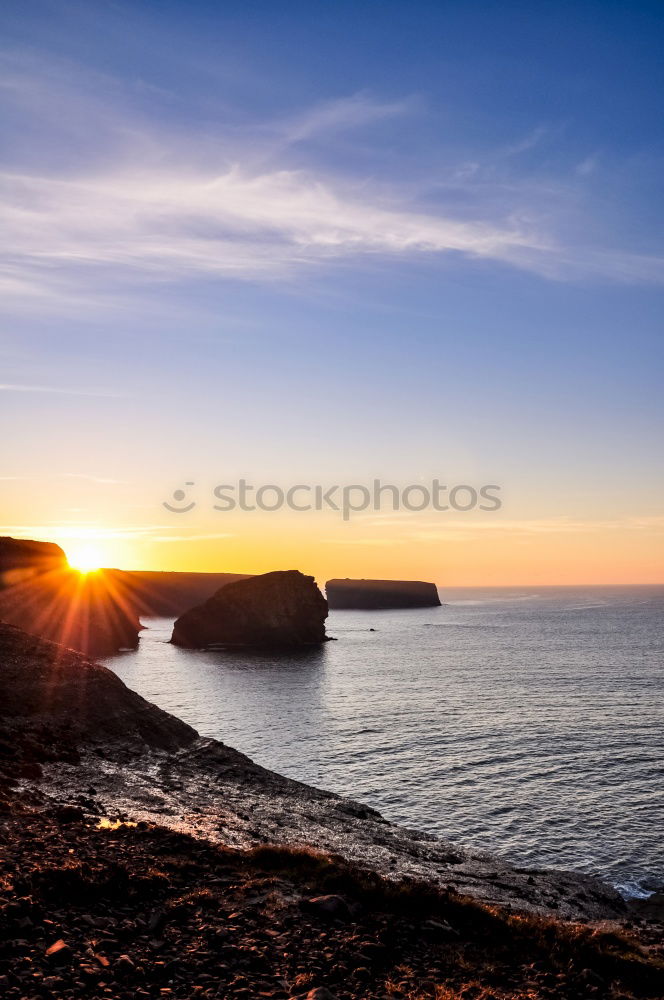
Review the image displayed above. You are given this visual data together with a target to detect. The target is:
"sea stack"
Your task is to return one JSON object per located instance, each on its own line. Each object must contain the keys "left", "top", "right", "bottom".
{"left": 0, "top": 536, "right": 142, "bottom": 658}
{"left": 326, "top": 578, "right": 441, "bottom": 609}
{"left": 171, "top": 569, "right": 328, "bottom": 648}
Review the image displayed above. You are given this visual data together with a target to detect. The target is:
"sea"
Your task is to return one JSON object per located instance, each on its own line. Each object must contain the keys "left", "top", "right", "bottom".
{"left": 104, "top": 585, "right": 664, "bottom": 899}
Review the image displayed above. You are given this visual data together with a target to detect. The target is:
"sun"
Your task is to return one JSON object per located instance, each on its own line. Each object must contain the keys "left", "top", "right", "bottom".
{"left": 67, "top": 544, "right": 105, "bottom": 574}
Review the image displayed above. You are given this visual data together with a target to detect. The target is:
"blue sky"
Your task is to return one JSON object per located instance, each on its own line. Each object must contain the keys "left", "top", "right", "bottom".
{"left": 1, "top": 0, "right": 663, "bottom": 581}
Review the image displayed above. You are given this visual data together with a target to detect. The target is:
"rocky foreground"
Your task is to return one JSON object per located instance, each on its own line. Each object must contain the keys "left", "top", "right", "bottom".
{"left": 1, "top": 623, "right": 662, "bottom": 999}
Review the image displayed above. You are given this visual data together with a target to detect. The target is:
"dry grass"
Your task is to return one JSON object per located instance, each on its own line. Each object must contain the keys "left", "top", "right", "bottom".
{"left": 245, "top": 842, "right": 663, "bottom": 997}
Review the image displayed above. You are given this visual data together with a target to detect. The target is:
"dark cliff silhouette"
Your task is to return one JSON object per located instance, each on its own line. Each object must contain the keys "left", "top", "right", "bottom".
{"left": 105, "top": 570, "right": 250, "bottom": 617}
{"left": 0, "top": 537, "right": 141, "bottom": 657}
{"left": 326, "top": 578, "right": 441, "bottom": 609}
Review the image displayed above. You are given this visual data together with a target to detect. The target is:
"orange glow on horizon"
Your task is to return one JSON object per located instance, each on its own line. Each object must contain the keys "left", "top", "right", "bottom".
{"left": 8, "top": 514, "right": 664, "bottom": 587}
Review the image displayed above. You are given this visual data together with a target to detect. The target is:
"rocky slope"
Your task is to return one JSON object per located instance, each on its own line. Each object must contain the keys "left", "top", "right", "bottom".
{"left": 171, "top": 570, "right": 328, "bottom": 649}
{"left": 0, "top": 623, "right": 195, "bottom": 754}
{"left": 326, "top": 579, "right": 441, "bottom": 610}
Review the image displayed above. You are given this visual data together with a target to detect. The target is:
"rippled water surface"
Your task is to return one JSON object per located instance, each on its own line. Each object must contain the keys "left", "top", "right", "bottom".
{"left": 105, "top": 586, "right": 664, "bottom": 896}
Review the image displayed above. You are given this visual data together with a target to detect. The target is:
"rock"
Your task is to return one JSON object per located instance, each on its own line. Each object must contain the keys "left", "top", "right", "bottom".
{"left": 325, "top": 578, "right": 441, "bottom": 609}
{"left": 45, "top": 939, "right": 72, "bottom": 963}
{"left": 147, "top": 908, "right": 166, "bottom": 933}
{"left": 171, "top": 570, "right": 328, "bottom": 649}
{"left": 357, "top": 941, "right": 388, "bottom": 963}
{"left": 0, "top": 536, "right": 141, "bottom": 657}
{"left": 630, "top": 891, "right": 664, "bottom": 921}
{"left": 291, "top": 989, "right": 338, "bottom": 1000}
{"left": 577, "top": 968, "right": 605, "bottom": 988}
{"left": 114, "top": 954, "right": 136, "bottom": 977}
{"left": 422, "top": 917, "right": 459, "bottom": 937}
{"left": 55, "top": 804, "right": 85, "bottom": 824}
{"left": 300, "top": 894, "right": 352, "bottom": 921}
{"left": 18, "top": 761, "right": 43, "bottom": 780}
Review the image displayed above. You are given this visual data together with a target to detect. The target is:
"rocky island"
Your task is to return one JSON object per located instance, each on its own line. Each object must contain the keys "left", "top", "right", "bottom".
{"left": 171, "top": 569, "right": 328, "bottom": 648}
{"left": 0, "top": 621, "right": 662, "bottom": 1000}
{"left": 326, "top": 578, "right": 441, "bottom": 610}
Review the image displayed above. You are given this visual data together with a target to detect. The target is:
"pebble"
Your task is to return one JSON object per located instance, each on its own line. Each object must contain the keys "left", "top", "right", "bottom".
{"left": 301, "top": 895, "right": 352, "bottom": 921}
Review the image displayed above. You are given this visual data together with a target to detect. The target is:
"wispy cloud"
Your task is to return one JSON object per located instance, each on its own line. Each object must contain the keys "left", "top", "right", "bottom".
{"left": 576, "top": 155, "right": 598, "bottom": 176}
{"left": 59, "top": 473, "right": 125, "bottom": 484}
{"left": 1, "top": 51, "right": 662, "bottom": 303}
{"left": 0, "top": 523, "right": 235, "bottom": 543}
{"left": 321, "top": 536, "right": 405, "bottom": 546}
{"left": 0, "top": 383, "right": 121, "bottom": 397}
{"left": 0, "top": 473, "right": 123, "bottom": 483}
{"left": 272, "top": 93, "right": 417, "bottom": 146}
{"left": 0, "top": 524, "right": 155, "bottom": 540}
{"left": 349, "top": 513, "right": 664, "bottom": 542}
{"left": 0, "top": 165, "right": 544, "bottom": 287}
{"left": 499, "top": 125, "right": 550, "bottom": 158}
{"left": 151, "top": 532, "right": 235, "bottom": 542}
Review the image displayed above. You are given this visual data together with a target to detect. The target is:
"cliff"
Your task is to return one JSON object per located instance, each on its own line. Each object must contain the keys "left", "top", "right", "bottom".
{"left": 0, "top": 537, "right": 142, "bottom": 657}
{"left": 326, "top": 578, "right": 441, "bottom": 610}
{"left": 171, "top": 569, "right": 328, "bottom": 648}
{"left": 105, "top": 569, "right": 250, "bottom": 617}
{"left": 0, "top": 535, "right": 67, "bottom": 587}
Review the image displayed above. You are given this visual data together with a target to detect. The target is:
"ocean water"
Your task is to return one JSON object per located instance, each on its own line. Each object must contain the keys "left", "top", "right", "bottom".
{"left": 104, "top": 585, "right": 664, "bottom": 897}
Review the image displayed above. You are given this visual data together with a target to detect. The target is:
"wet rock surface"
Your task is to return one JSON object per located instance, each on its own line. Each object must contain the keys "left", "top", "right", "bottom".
{"left": 34, "top": 736, "right": 633, "bottom": 923}
{"left": 171, "top": 570, "right": 328, "bottom": 648}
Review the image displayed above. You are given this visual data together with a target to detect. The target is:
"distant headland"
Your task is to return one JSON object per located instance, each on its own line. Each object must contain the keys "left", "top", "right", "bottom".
{"left": 326, "top": 578, "right": 441, "bottom": 610}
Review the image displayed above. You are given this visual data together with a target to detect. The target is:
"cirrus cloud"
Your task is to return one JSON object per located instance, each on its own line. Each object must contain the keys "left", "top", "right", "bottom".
{"left": 1, "top": 50, "right": 663, "bottom": 304}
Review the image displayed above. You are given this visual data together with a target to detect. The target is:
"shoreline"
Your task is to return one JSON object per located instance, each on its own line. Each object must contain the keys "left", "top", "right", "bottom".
{"left": 107, "top": 606, "right": 662, "bottom": 906}
{"left": 3, "top": 617, "right": 648, "bottom": 923}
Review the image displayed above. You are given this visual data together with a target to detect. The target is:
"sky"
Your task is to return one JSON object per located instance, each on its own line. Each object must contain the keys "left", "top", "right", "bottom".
{"left": 1, "top": 0, "right": 663, "bottom": 585}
